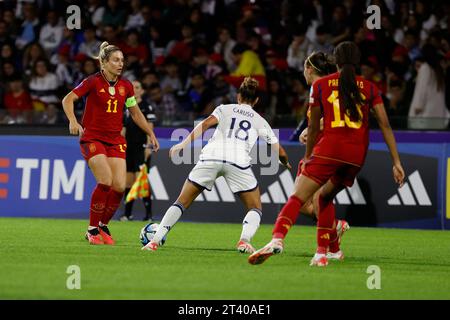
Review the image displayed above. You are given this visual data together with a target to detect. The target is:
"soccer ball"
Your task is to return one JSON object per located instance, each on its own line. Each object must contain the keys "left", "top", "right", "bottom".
{"left": 140, "top": 222, "right": 166, "bottom": 246}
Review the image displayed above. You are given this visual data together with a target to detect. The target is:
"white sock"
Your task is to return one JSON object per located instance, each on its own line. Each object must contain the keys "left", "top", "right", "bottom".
{"left": 152, "top": 202, "right": 185, "bottom": 244}
{"left": 88, "top": 226, "right": 97, "bottom": 231}
{"left": 239, "top": 209, "right": 261, "bottom": 243}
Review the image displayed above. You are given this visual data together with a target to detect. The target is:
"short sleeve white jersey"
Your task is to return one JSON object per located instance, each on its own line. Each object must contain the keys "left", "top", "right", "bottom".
{"left": 199, "top": 104, "right": 279, "bottom": 166}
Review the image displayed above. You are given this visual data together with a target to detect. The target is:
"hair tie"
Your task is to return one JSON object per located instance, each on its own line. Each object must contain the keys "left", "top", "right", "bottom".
{"left": 306, "top": 56, "right": 322, "bottom": 73}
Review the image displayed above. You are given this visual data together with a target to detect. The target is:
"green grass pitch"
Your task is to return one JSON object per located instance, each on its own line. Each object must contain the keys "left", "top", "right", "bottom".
{"left": 1, "top": 217, "right": 449, "bottom": 299}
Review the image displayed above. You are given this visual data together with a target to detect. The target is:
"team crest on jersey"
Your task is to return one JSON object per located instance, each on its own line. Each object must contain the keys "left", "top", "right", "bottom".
{"left": 89, "top": 143, "right": 96, "bottom": 153}
{"left": 118, "top": 86, "right": 126, "bottom": 96}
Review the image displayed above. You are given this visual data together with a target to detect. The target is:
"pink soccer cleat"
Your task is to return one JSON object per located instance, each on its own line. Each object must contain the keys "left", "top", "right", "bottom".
{"left": 310, "top": 253, "right": 328, "bottom": 267}
{"left": 248, "top": 238, "right": 284, "bottom": 265}
{"left": 326, "top": 250, "right": 345, "bottom": 261}
{"left": 98, "top": 225, "right": 115, "bottom": 245}
{"left": 237, "top": 240, "right": 256, "bottom": 254}
{"left": 336, "top": 220, "right": 350, "bottom": 244}
{"left": 141, "top": 241, "right": 158, "bottom": 252}
{"left": 85, "top": 231, "right": 104, "bottom": 245}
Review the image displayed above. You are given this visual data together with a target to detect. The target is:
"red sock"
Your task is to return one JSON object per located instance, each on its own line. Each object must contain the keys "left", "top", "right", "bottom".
{"left": 316, "top": 194, "right": 336, "bottom": 253}
{"left": 90, "top": 183, "right": 111, "bottom": 227}
{"left": 272, "top": 195, "right": 303, "bottom": 239}
{"left": 101, "top": 189, "right": 124, "bottom": 225}
{"left": 329, "top": 228, "right": 340, "bottom": 253}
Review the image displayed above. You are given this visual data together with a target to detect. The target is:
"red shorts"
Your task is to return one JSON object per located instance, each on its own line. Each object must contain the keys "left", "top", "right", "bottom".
{"left": 301, "top": 156, "right": 361, "bottom": 187}
{"left": 80, "top": 140, "right": 127, "bottom": 162}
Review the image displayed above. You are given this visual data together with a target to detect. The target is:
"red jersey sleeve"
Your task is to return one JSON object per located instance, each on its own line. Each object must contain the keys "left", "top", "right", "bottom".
{"left": 370, "top": 82, "right": 383, "bottom": 108}
{"left": 126, "top": 79, "right": 135, "bottom": 98}
{"left": 72, "top": 76, "right": 94, "bottom": 98}
{"left": 308, "top": 80, "right": 321, "bottom": 109}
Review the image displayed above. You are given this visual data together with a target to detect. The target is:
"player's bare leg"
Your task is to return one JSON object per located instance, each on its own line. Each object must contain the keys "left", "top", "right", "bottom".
{"left": 142, "top": 180, "right": 203, "bottom": 251}
{"left": 236, "top": 187, "right": 263, "bottom": 254}
{"left": 85, "top": 154, "right": 113, "bottom": 245}
{"left": 249, "top": 175, "right": 321, "bottom": 265}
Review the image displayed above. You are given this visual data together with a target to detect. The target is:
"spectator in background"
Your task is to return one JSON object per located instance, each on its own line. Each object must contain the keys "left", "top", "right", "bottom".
{"left": 1, "top": 43, "right": 18, "bottom": 67}
{"left": 78, "top": 26, "right": 101, "bottom": 58}
{"left": 101, "top": 0, "right": 127, "bottom": 30}
{"left": 1, "top": 10, "right": 20, "bottom": 39}
{"left": 0, "top": 20, "right": 14, "bottom": 48}
{"left": 39, "top": 11, "right": 64, "bottom": 55}
{"left": 211, "top": 72, "right": 237, "bottom": 106}
{"left": 160, "top": 57, "right": 183, "bottom": 95}
{"left": 330, "top": 5, "right": 351, "bottom": 45}
{"left": 142, "top": 70, "right": 160, "bottom": 90}
{"left": 214, "top": 26, "right": 237, "bottom": 72}
{"left": 22, "top": 42, "right": 47, "bottom": 76}
{"left": 386, "top": 79, "right": 408, "bottom": 128}
{"left": 86, "top": 0, "right": 105, "bottom": 29}
{"left": 148, "top": 24, "right": 167, "bottom": 64}
{"left": 289, "top": 75, "right": 309, "bottom": 122}
{"left": 1, "top": 60, "right": 19, "bottom": 83}
{"left": 15, "top": 2, "right": 40, "bottom": 50}
{"left": 124, "top": 0, "right": 145, "bottom": 31}
{"left": 408, "top": 45, "right": 450, "bottom": 129}
{"left": 287, "top": 28, "right": 313, "bottom": 72}
{"left": 147, "top": 83, "right": 180, "bottom": 126}
{"left": 310, "top": 25, "right": 333, "bottom": 54}
{"left": 265, "top": 78, "right": 290, "bottom": 125}
{"left": 403, "top": 30, "right": 422, "bottom": 62}
{"left": 55, "top": 45, "right": 75, "bottom": 91}
{"left": 225, "top": 43, "right": 266, "bottom": 90}
{"left": 187, "top": 72, "right": 214, "bottom": 118}
{"left": 28, "top": 59, "right": 60, "bottom": 108}
{"left": 3, "top": 77, "right": 33, "bottom": 124}
{"left": 168, "top": 23, "right": 197, "bottom": 64}
{"left": 120, "top": 29, "right": 149, "bottom": 66}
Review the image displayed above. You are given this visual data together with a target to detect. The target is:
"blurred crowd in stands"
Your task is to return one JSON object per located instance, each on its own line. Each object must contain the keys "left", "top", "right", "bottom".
{"left": 0, "top": 0, "right": 449, "bottom": 129}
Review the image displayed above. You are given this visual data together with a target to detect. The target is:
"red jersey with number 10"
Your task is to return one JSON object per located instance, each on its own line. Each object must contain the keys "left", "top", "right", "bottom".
{"left": 309, "top": 72, "right": 383, "bottom": 166}
{"left": 72, "top": 72, "right": 135, "bottom": 145}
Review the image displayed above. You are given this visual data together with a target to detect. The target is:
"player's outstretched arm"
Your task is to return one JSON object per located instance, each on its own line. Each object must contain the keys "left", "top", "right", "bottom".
{"left": 129, "top": 105, "right": 160, "bottom": 152}
{"left": 62, "top": 91, "right": 84, "bottom": 136}
{"left": 373, "top": 103, "right": 405, "bottom": 187}
{"left": 169, "top": 115, "right": 219, "bottom": 158}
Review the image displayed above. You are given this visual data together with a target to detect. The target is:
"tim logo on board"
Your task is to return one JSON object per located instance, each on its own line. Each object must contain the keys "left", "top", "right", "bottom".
{"left": 0, "top": 136, "right": 96, "bottom": 218}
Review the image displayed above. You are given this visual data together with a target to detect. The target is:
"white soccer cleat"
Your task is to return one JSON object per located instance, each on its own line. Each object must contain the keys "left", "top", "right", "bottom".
{"left": 237, "top": 240, "right": 256, "bottom": 254}
{"left": 326, "top": 250, "right": 345, "bottom": 261}
{"left": 336, "top": 220, "right": 350, "bottom": 244}
{"left": 141, "top": 241, "right": 158, "bottom": 252}
{"left": 248, "top": 238, "right": 284, "bottom": 265}
{"left": 310, "top": 253, "right": 328, "bottom": 267}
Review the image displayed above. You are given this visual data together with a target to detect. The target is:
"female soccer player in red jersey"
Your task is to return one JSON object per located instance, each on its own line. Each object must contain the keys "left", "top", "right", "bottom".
{"left": 295, "top": 52, "right": 350, "bottom": 243}
{"left": 62, "top": 42, "right": 159, "bottom": 245}
{"left": 249, "top": 42, "right": 405, "bottom": 266}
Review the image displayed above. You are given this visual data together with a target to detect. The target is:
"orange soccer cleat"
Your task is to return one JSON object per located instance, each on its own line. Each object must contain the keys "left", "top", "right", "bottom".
{"left": 141, "top": 241, "right": 158, "bottom": 252}
{"left": 248, "top": 238, "right": 284, "bottom": 265}
{"left": 85, "top": 231, "right": 104, "bottom": 245}
{"left": 236, "top": 240, "right": 256, "bottom": 254}
{"left": 98, "top": 225, "right": 115, "bottom": 245}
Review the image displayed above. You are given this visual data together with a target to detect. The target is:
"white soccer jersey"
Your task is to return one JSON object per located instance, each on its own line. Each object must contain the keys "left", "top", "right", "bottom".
{"left": 199, "top": 104, "right": 279, "bottom": 166}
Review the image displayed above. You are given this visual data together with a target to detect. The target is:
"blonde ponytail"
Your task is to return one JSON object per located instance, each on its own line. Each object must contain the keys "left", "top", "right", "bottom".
{"left": 95, "top": 41, "right": 121, "bottom": 69}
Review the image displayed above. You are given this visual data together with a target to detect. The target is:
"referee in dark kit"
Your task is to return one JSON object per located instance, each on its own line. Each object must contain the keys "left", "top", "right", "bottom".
{"left": 121, "top": 80, "right": 156, "bottom": 221}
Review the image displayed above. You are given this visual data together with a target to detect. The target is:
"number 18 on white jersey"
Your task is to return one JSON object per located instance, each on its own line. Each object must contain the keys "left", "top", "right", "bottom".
{"left": 199, "top": 104, "right": 279, "bottom": 167}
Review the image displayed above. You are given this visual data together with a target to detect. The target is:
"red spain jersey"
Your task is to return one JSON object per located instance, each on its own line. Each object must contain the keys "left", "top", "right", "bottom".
{"left": 72, "top": 72, "right": 135, "bottom": 145}
{"left": 309, "top": 72, "right": 383, "bottom": 166}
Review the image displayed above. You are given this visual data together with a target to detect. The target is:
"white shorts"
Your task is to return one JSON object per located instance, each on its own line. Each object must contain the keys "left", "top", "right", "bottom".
{"left": 188, "top": 160, "right": 258, "bottom": 194}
